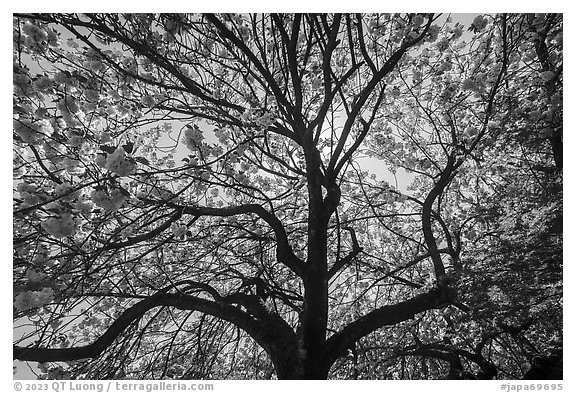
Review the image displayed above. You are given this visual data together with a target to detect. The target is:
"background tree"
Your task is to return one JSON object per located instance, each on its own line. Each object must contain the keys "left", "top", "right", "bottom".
{"left": 13, "top": 13, "right": 562, "bottom": 379}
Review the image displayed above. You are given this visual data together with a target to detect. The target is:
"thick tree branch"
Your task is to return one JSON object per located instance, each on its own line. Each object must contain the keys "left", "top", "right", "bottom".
{"left": 354, "top": 14, "right": 377, "bottom": 73}
{"left": 147, "top": 200, "right": 305, "bottom": 277}
{"left": 328, "top": 227, "right": 362, "bottom": 279}
{"left": 99, "top": 211, "right": 192, "bottom": 251}
{"left": 14, "top": 292, "right": 265, "bottom": 362}
{"left": 394, "top": 343, "right": 497, "bottom": 379}
{"left": 421, "top": 155, "right": 456, "bottom": 279}
{"left": 325, "top": 285, "right": 457, "bottom": 366}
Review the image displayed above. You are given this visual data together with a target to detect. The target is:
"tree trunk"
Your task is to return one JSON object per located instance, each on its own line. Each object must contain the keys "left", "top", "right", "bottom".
{"left": 268, "top": 335, "right": 331, "bottom": 379}
{"left": 273, "top": 355, "right": 331, "bottom": 379}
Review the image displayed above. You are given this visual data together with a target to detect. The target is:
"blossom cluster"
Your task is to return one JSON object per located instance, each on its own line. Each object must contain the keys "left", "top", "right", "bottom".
{"left": 240, "top": 109, "right": 275, "bottom": 128}
{"left": 54, "top": 182, "right": 80, "bottom": 201}
{"left": 104, "top": 147, "right": 137, "bottom": 176}
{"left": 91, "top": 188, "right": 127, "bottom": 211}
{"left": 119, "top": 226, "right": 134, "bottom": 239}
{"left": 540, "top": 71, "right": 555, "bottom": 82}
{"left": 471, "top": 15, "right": 488, "bottom": 32}
{"left": 170, "top": 222, "right": 187, "bottom": 238}
{"left": 17, "top": 182, "right": 43, "bottom": 206}
{"left": 214, "top": 128, "right": 229, "bottom": 144}
{"left": 41, "top": 213, "right": 78, "bottom": 238}
{"left": 463, "top": 126, "right": 479, "bottom": 139}
{"left": 25, "top": 268, "right": 48, "bottom": 282}
{"left": 63, "top": 157, "right": 84, "bottom": 175}
{"left": 14, "top": 287, "right": 55, "bottom": 311}
{"left": 33, "top": 75, "right": 53, "bottom": 93}
{"left": 20, "top": 22, "right": 58, "bottom": 54}
{"left": 14, "top": 119, "right": 53, "bottom": 145}
{"left": 182, "top": 125, "right": 204, "bottom": 151}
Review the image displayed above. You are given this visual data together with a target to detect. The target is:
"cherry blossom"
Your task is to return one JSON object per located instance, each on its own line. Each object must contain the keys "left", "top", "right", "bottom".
{"left": 104, "top": 147, "right": 137, "bottom": 176}
{"left": 41, "top": 213, "right": 78, "bottom": 238}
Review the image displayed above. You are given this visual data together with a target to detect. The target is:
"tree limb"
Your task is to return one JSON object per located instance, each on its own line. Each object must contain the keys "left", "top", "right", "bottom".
{"left": 14, "top": 292, "right": 262, "bottom": 362}
{"left": 147, "top": 200, "right": 305, "bottom": 277}
{"left": 14, "top": 290, "right": 296, "bottom": 363}
{"left": 325, "top": 285, "right": 457, "bottom": 366}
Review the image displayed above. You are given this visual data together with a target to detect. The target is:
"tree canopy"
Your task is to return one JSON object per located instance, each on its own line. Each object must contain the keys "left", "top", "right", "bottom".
{"left": 13, "top": 13, "right": 562, "bottom": 380}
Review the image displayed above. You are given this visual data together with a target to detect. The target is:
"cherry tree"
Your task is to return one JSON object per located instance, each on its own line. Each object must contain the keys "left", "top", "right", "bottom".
{"left": 13, "top": 13, "right": 562, "bottom": 379}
